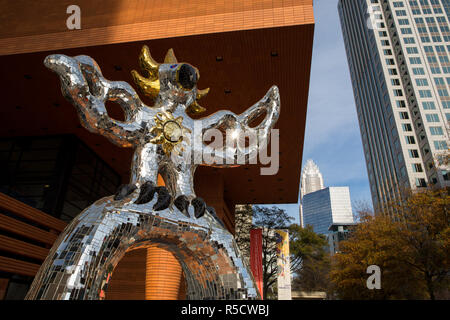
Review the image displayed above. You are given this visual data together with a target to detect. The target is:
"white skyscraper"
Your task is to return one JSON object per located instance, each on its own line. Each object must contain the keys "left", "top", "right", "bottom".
{"left": 299, "top": 159, "right": 325, "bottom": 226}
{"left": 338, "top": 0, "right": 450, "bottom": 211}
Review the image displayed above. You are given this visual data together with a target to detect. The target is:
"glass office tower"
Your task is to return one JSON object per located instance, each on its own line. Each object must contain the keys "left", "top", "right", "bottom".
{"left": 302, "top": 187, "right": 354, "bottom": 235}
{"left": 338, "top": 0, "right": 450, "bottom": 211}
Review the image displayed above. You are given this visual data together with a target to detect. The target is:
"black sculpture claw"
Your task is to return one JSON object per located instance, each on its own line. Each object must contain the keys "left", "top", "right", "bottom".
{"left": 114, "top": 184, "right": 137, "bottom": 201}
{"left": 134, "top": 181, "right": 156, "bottom": 204}
{"left": 174, "top": 195, "right": 190, "bottom": 217}
{"left": 192, "top": 197, "right": 206, "bottom": 218}
{"left": 206, "top": 206, "right": 225, "bottom": 228}
{"left": 153, "top": 186, "right": 171, "bottom": 211}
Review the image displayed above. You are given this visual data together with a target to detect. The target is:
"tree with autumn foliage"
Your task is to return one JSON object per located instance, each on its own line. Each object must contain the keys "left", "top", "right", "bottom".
{"left": 252, "top": 206, "right": 293, "bottom": 299}
{"left": 330, "top": 188, "right": 450, "bottom": 300}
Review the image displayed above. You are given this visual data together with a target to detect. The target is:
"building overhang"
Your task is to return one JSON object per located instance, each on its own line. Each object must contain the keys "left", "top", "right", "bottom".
{"left": 0, "top": 0, "right": 314, "bottom": 205}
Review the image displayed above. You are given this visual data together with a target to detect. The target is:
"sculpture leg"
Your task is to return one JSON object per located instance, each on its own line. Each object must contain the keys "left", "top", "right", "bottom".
{"left": 130, "top": 144, "right": 159, "bottom": 188}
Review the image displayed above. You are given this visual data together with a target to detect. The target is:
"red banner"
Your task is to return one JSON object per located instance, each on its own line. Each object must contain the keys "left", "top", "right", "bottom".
{"left": 250, "top": 228, "right": 263, "bottom": 299}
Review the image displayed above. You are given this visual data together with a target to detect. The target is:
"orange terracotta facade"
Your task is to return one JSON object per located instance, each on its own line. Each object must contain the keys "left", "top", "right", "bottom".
{"left": 145, "top": 247, "right": 185, "bottom": 300}
{"left": 0, "top": 0, "right": 313, "bottom": 55}
{"left": 0, "top": 0, "right": 314, "bottom": 300}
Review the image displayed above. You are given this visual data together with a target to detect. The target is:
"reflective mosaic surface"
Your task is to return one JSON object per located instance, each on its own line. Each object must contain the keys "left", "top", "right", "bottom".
{"left": 26, "top": 47, "right": 280, "bottom": 300}
{"left": 26, "top": 193, "right": 257, "bottom": 299}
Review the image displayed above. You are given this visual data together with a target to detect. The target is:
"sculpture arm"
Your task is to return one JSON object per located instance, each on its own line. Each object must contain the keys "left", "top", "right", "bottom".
{"left": 44, "top": 54, "right": 144, "bottom": 147}
{"left": 198, "top": 85, "right": 280, "bottom": 166}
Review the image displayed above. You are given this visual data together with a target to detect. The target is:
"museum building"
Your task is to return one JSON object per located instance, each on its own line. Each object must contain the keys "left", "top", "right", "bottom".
{"left": 0, "top": 0, "right": 314, "bottom": 299}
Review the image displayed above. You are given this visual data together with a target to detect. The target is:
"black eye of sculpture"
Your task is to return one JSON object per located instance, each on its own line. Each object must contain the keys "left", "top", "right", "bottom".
{"left": 177, "top": 64, "right": 197, "bottom": 90}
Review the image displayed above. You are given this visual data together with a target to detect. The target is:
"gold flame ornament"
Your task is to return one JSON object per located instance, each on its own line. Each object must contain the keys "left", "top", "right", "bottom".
{"left": 131, "top": 45, "right": 210, "bottom": 116}
{"left": 150, "top": 111, "right": 191, "bottom": 155}
{"left": 131, "top": 46, "right": 161, "bottom": 100}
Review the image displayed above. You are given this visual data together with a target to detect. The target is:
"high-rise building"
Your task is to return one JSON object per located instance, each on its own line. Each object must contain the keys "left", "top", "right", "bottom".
{"left": 338, "top": 0, "right": 450, "bottom": 211}
{"left": 444, "top": 1, "right": 450, "bottom": 20}
{"left": 302, "top": 187, "right": 354, "bottom": 236}
{"left": 299, "top": 159, "right": 325, "bottom": 226}
{"left": 327, "top": 222, "right": 357, "bottom": 255}
{"left": 301, "top": 159, "right": 325, "bottom": 196}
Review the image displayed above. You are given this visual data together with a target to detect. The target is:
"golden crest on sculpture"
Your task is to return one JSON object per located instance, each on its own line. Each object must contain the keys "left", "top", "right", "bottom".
{"left": 150, "top": 111, "right": 191, "bottom": 155}
{"left": 131, "top": 45, "right": 209, "bottom": 116}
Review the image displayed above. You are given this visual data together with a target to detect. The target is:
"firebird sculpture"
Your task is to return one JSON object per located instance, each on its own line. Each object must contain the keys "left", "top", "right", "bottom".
{"left": 26, "top": 46, "right": 280, "bottom": 300}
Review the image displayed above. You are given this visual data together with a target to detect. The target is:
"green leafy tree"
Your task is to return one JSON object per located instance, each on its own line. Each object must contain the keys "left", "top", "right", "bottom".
{"left": 289, "top": 224, "right": 328, "bottom": 272}
{"left": 295, "top": 254, "right": 331, "bottom": 293}
{"left": 289, "top": 224, "right": 331, "bottom": 294}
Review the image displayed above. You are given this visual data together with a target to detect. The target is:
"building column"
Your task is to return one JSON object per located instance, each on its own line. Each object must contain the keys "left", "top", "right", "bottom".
{"left": 145, "top": 247, "right": 184, "bottom": 300}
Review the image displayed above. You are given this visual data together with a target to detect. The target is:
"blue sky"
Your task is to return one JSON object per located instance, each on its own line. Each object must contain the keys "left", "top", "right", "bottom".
{"left": 259, "top": 0, "right": 372, "bottom": 224}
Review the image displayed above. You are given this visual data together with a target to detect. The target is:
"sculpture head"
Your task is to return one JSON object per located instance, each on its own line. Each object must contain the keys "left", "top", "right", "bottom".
{"left": 131, "top": 46, "right": 209, "bottom": 116}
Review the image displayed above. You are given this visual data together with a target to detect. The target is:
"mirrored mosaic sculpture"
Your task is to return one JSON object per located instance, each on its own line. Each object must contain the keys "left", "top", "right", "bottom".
{"left": 25, "top": 46, "right": 280, "bottom": 300}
